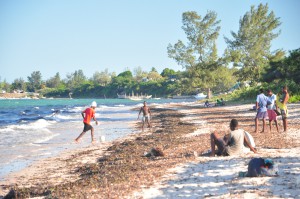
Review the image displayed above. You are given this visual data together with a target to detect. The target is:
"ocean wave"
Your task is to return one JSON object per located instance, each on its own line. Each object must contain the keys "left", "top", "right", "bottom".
{"left": 114, "top": 104, "right": 125, "bottom": 107}
{"left": 64, "top": 106, "right": 84, "bottom": 113}
{"left": 32, "top": 133, "right": 60, "bottom": 145}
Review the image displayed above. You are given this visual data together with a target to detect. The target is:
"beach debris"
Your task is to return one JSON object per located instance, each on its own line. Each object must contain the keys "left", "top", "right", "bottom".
{"left": 144, "top": 148, "right": 165, "bottom": 157}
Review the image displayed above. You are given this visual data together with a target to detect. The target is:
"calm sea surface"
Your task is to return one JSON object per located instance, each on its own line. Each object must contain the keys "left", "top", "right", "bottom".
{"left": 0, "top": 98, "right": 197, "bottom": 180}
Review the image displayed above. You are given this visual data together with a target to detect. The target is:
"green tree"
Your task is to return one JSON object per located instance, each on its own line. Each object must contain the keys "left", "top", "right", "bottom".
{"left": 263, "top": 48, "right": 300, "bottom": 84}
{"left": 133, "top": 66, "right": 148, "bottom": 82}
{"left": 167, "top": 11, "right": 221, "bottom": 97}
{"left": 148, "top": 67, "right": 162, "bottom": 81}
{"left": 27, "top": 71, "right": 42, "bottom": 92}
{"left": 0, "top": 78, "right": 11, "bottom": 93}
{"left": 212, "top": 66, "right": 237, "bottom": 93}
{"left": 46, "top": 72, "right": 61, "bottom": 88}
{"left": 65, "top": 69, "right": 87, "bottom": 89}
{"left": 11, "top": 78, "right": 27, "bottom": 91}
{"left": 161, "top": 68, "right": 176, "bottom": 78}
{"left": 92, "top": 69, "right": 112, "bottom": 86}
{"left": 118, "top": 70, "right": 133, "bottom": 78}
{"left": 225, "top": 3, "right": 282, "bottom": 82}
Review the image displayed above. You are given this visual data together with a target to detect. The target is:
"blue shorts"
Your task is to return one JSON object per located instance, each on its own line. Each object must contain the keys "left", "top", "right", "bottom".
{"left": 256, "top": 111, "right": 268, "bottom": 119}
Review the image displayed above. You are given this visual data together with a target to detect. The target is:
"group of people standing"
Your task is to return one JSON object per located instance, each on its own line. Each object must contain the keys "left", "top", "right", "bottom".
{"left": 210, "top": 86, "right": 290, "bottom": 158}
{"left": 255, "top": 86, "right": 289, "bottom": 133}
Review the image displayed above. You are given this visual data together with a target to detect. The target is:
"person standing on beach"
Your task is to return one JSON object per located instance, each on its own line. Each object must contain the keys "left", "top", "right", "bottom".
{"left": 255, "top": 88, "right": 269, "bottom": 133}
{"left": 276, "top": 86, "right": 289, "bottom": 132}
{"left": 75, "top": 101, "right": 98, "bottom": 144}
{"left": 210, "top": 119, "right": 257, "bottom": 156}
{"left": 267, "top": 89, "right": 279, "bottom": 133}
{"left": 137, "top": 101, "right": 152, "bottom": 132}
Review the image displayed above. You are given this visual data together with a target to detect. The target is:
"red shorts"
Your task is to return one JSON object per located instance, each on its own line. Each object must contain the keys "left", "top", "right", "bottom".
{"left": 267, "top": 110, "right": 277, "bottom": 121}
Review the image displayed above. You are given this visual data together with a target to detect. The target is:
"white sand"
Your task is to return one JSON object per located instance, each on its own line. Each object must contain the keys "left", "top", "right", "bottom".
{"left": 134, "top": 147, "right": 300, "bottom": 199}
{"left": 133, "top": 103, "right": 300, "bottom": 199}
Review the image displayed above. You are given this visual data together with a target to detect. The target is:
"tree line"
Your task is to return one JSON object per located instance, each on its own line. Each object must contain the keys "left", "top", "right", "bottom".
{"left": 0, "top": 3, "right": 299, "bottom": 99}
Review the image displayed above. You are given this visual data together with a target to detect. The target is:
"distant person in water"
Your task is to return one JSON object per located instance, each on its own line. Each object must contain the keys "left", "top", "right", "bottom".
{"left": 276, "top": 86, "right": 289, "bottom": 132}
{"left": 255, "top": 88, "right": 269, "bottom": 133}
{"left": 210, "top": 119, "right": 257, "bottom": 157}
{"left": 75, "top": 101, "right": 98, "bottom": 144}
{"left": 137, "top": 101, "right": 152, "bottom": 132}
{"left": 267, "top": 89, "right": 279, "bottom": 132}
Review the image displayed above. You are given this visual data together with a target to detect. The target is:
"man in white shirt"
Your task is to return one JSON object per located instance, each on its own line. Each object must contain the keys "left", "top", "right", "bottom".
{"left": 210, "top": 119, "right": 257, "bottom": 156}
{"left": 267, "top": 89, "right": 279, "bottom": 132}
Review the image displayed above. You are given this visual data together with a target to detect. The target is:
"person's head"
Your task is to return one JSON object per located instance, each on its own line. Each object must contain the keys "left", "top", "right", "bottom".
{"left": 267, "top": 89, "right": 273, "bottom": 96}
{"left": 282, "top": 85, "right": 288, "bottom": 93}
{"left": 91, "top": 101, "right": 97, "bottom": 109}
{"left": 230, "top": 119, "right": 239, "bottom": 131}
{"left": 143, "top": 101, "right": 147, "bottom": 106}
{"left": 259, "top": 88, "right": 264, "bottom": 94}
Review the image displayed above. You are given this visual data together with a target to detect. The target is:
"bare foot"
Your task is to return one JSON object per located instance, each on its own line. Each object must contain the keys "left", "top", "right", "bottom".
{"left": 74, "top": 139, "right": 79, "bottom": 143}
{"left": 91, "top": 140, "right": 96, "bottom": 144}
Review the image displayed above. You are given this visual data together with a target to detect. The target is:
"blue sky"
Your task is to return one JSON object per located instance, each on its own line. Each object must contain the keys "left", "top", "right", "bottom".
{"left": 0, "top": 0, "right": 299, "bottom": 83}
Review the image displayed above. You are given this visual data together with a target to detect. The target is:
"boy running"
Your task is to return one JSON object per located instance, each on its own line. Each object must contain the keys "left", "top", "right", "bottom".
{"left": 75, "top": 101, "right": 98, "bottom": 144}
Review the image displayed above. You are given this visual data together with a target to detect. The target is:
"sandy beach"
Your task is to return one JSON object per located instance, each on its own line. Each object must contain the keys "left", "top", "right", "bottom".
{"left": 1, "top": 102, "right": 299, "bottom": 198}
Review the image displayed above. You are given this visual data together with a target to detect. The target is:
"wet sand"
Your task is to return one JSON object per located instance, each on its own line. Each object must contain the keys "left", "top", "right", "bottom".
{"left": 0, "top": 102, "right": 299, "bottom": 198}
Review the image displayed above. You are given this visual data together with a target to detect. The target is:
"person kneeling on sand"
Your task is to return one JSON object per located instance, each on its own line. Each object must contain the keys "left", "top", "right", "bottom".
{"left": 210, "top": 119, "right": 257, "bottom": 157}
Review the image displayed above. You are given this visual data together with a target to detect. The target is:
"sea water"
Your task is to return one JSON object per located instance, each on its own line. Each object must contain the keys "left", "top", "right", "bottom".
{"left": 0, "top": 98, "right": 197, "bottom": 180}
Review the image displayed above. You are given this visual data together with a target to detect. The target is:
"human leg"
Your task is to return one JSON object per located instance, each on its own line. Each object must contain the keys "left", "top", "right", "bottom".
{"left": 283, "top": 119, "right": 287, "bottom": 132}
{"left": 90, "top": 127, "right": 95, "bottom": 143}
{"left": 262, "top": 118, "right": 266, "bottom": 133}
{"left": 142, "top": 116, "right": 145, "bottom": 132}
{"left": 254, "top": 118, "right": 258, "bottom": 133}
{"left": 210, "top": 133, "right": 218, "bottom": 156}
{"left": 274, "top": 120, "right": 279, "bottom": 132}
{"left": 269, "top": 120, "right": 272, "bottom": 132}
{"left": 75, "top": 131, "right": 86, "bottom": 143}
{"left": 75, "top": 123, "right": 92, "bottom": 143}
{"left": 281, "top": 109, "right": 288, "bottom": 132}
{"left": 146, "top": 116, "right": 151, "bottom": 128}
{"left": 210, "top": 132, "right": 226, "bottom": 157}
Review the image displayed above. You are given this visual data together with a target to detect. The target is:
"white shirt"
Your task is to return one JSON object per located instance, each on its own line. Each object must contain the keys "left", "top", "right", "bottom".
{"left": 267, "top": 94, "right": 276, "bottom": 110}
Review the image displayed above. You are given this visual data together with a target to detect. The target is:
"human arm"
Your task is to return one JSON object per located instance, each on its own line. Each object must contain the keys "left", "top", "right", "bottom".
{"left": 255, "top": 101, "right": 259, "bottom": 111}
{"left": 223, "top": 133, "right": 231, "bottom": 145}
{"left": 81, "top": 111, "right": 85, "bottom": 119}
{"left": 137, "top": 108, "right": 142, "bottom": 120}
{"left": 93, "top": 116, "right": 98, "bottom": 125}
{"left": 244, "top": 137, "right": 257, "bottom": 153}
{"left": 255, "top": 95, "right": 260, "bottom": 110}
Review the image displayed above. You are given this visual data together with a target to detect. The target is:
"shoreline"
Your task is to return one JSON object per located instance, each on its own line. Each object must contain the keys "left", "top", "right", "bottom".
{"left": 1, "top": 102, "right": 299, "bottom": 198}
